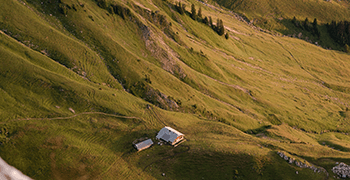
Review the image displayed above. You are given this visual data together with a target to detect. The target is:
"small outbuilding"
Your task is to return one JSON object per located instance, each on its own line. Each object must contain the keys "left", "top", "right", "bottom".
{"left": 134, "top": 139, "right": 153, "bottom": 151}
{"left": 156, "top": 126, "right": 184, "bottom": 146}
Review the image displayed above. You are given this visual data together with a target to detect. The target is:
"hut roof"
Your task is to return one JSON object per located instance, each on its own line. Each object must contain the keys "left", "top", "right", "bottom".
{"left": 156, "top": 126, "right": 184, "bottom": 143}
{"left": 135, "top": 139, "right": 153, "bottom": 151}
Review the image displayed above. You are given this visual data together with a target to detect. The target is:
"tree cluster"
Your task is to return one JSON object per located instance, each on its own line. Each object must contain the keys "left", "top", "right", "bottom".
{"left": 175, "top": 2, "right": 227, "bottom": 38}
{"left": 216, "top": 18, "right": 225, "bottom": 36}
{"left": 327, "top": 20, "right": 350, "bottom": 47}
{"left": 96, "top": 0, "right": 107, "bottom": 9}
{"left": 292, "top": 17, "right": 320, "bottom": 38}
{"left": 175, "top": 2, "right": 186, "bottom": 15}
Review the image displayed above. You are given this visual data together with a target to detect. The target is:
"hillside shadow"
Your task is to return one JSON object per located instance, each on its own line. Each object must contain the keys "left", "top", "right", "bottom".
{"left": 109, "top": 128, "right": 159, "bottom": 155}
{"left": 137, "top": 147, "right": 327, "bottom": 180}
{"left": 279, "top": 19, "right": 344, "bottom": 52}
{"left": 318, "top": 140, "right": 350, "bottom": 152}
{"left": 302, "top": 156, "right": 350, "bottom": 178}
{"left": 246, "top": 125, "right": 272, "bottom": 135}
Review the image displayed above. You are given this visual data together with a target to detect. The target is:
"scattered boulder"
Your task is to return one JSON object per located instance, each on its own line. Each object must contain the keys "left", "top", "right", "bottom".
{"left": 332, "top": 162, "right": 350, "bottom": 178}
{"left": 277, "top": 151, "right": 327, "bottom": 175}
{"left": 289, "top": 158, "right": 294, "bottom": 164}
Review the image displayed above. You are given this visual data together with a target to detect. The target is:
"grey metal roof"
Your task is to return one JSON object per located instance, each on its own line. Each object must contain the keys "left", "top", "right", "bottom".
{"left": 156, "top": 126, "right": 184, "bottom": 143}
{"left": 135, "top": 139, "right": 153, "bottom": 151}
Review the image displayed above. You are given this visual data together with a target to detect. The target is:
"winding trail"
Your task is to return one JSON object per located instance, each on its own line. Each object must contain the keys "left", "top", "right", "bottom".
{"left": 1, "top": 112, "right": 143, "bottom": 124}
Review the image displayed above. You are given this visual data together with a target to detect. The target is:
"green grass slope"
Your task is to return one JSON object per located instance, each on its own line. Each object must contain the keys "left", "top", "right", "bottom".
{"left": 210, "top": 0, "right": 350, "bottom": 51}
{"left": 0, "top": 0, "right": 350, "bottom": 179}
{"left": 211, "top": 0, "right": 350, "bottom": 29}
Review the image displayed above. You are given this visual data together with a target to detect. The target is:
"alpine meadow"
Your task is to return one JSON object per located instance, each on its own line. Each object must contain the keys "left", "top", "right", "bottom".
{"left": 1, "top": 0, "right": 350, "bottom": 179}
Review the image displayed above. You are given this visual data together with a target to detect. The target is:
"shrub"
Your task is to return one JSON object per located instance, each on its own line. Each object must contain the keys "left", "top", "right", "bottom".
{"left": 58, "top": 4, "right": 68, "bottom": 15}
{"left": 225, "top": 32, "right": 229, "bottom": 39}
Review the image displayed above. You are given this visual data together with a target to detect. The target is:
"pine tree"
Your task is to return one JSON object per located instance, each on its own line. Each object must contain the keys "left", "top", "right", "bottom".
{"left": 216, "top": 18, "right": 220, "bottom": 32}
{"left": 303, "top": 17, "right": 310, "bottom": 31}
{"left": 198, "top": 7, "right": 202, "bottom": 20}
{"left": 218, "top": 19, "right": 225, "bottom": 36}
{"left": 203, "top": 16, "right": 209, "bottom": 25}
{"left": 97, "top": 0, "right": 107, "bottom": 9}
{"left": 292, "top": 16, "right": 298, "bottom": 27}
{"left": 176, "top": 2, "right": 185, "bottom": 15}
{"left": 191, "top": 4, "right": 197, "bottom": 20}
{"left": 312, "top": 18, "right": 318, "bottom": 29}
{"left": 347, "top": 23, "right": 350, "bottom": 45}
{"left": 209, "top": 16, "right": 213, "bottom": 28}
{"left": 181, "top": 3, "right": 186, "bottom": 15}
{"left": 337, "top": 21, "right": 346, "bottom": 44}
{"left": 312, "top": 18, "right": 320, "bottom": 38}
{"left": 109, "top": 6, "right": 114, "bottom": 14}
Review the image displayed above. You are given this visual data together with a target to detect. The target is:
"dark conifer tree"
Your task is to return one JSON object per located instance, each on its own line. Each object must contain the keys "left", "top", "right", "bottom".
{"left": 203, "top": 16, "right": 209, "bottom": 25}
{"left": 209, "top": 16, "right": 213, "bottom": 28}
{"left": 292, "top": 16, "right": 297, "bottom": 26}
{"left": 176, "top": 2, "right": 185, "bottom": 15}
{"left": 191, "top": 4, "right": 197, "bottom": 20}
{"left": 303, "top": 17, "right": 310, "bottom": 31}
{"left": 182, "top": 4, "right": 186, "bottom": 14}
{"left": 312, "top": 18, "right": 318, "bottom": 29}
{"left": 216, "top": 18, "right": 220, "bottom": 32}
{"left": 312, "top": 18, "right": 320, "bottom": 38}
{"left": 337, "top": 21, "right": 346, "bottom": 44}
{"left": 218, "top": 19, "right": 225, "bottom": 36}
{"left": 97, "top": 0, "right": 107, "bottom": 9}
{"left": 347, "top": 23, "right": 350, "bottom": 45}
{"left": 198, "top": 7, "right": 202, "bottom": 20}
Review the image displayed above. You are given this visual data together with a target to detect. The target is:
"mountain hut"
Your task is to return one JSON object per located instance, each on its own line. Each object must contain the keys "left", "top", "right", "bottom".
{"left": 134, "top": 139, "right": 153, "bottom": 151}
{"left": 156, "top": 126, "right": 184, "bottom": 146}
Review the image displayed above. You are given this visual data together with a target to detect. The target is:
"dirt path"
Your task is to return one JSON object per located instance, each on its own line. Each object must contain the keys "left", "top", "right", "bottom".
{"left": 1, "top": 112, "right": 143, "bottom": 124}
{"left": 0, "top": 30, "right": 29, "bottom": 49}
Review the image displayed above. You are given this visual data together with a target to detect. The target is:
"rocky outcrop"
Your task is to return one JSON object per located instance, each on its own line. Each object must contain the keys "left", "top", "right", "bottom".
{"left": 277, "top": 151, "right": 328, "bottom": 175}
{"left": 332, "top": 162, "right": 350, "bottom": 178}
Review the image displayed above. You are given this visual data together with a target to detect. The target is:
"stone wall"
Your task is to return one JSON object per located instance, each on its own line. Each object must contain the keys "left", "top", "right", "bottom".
{"left": 277, "top": 151, "right": 328, "bottom": 175}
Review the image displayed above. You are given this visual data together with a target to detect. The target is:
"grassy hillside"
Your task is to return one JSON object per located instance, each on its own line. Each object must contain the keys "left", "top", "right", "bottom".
{"left": 211, "top": 0, "right": 350, "bottom": 29}
{"left": 210, "top": 0, "right": 350, "bottom": 51}
{"left": 1, "top": 0, "right": 350, "bottom": 179}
